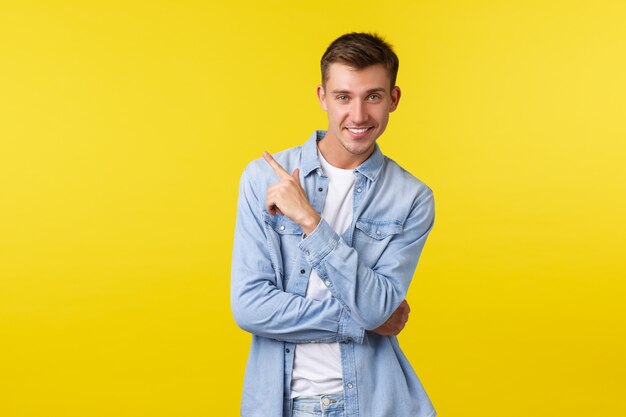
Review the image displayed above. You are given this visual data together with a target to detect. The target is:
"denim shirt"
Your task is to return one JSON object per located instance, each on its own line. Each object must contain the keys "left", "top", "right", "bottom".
{"left": 231, "top": 131, "right": 436, "bottom": 417}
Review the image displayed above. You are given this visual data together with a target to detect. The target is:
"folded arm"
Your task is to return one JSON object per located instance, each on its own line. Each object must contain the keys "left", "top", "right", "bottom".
{"left": 260, "top": 151, "right": 435, "bottom": 332}
{"left": 230, "top": 164, "right": 364, "bottom": 344}
{"left": 299, "top": 190, "right": 434, "bottom": 330}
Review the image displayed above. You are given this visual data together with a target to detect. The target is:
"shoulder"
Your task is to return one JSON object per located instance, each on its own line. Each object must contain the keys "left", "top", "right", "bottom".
{"left": 241, "top": 144, "right": 304, "bottom": 185}
{"left": 381, "top": 156, "right": 433, "bottom": 207}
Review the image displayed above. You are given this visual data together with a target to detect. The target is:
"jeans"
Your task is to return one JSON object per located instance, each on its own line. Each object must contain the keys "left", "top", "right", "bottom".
{"left": 290, "top": 393, "right": 344, "bottom": 417}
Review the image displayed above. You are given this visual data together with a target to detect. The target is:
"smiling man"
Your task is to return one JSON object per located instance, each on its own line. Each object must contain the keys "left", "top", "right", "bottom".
{"left": 231, "top": 33, "right": 436, "bottom": 417}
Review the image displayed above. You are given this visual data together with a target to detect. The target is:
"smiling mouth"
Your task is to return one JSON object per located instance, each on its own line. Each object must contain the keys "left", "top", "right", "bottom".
{"left": 346, "top": 127, "right": 372, "bottom": 134}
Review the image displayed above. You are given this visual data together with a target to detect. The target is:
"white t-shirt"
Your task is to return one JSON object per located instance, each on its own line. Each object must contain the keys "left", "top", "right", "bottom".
{"left": 290, "top": 149, "right": 355, "bottom": 398}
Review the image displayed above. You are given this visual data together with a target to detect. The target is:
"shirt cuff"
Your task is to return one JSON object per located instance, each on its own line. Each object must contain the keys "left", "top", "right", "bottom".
{"left": 339, "top": 308, "right": 364, "bottom": 344}
{"left": 298, "top": 219, "right": 340, "bottom": 268}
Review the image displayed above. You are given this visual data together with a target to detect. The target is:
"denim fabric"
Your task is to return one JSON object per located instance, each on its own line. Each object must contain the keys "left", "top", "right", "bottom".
{"left": 231, "top": 130, "right": 436, "bottom": 417}
{"left": 291, "top": 393, "right": 344, "bottom": 417}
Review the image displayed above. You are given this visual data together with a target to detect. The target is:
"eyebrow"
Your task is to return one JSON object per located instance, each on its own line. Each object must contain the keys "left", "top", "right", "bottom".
{"left": 330, "top": 88, "right": 387, "bottom": 95}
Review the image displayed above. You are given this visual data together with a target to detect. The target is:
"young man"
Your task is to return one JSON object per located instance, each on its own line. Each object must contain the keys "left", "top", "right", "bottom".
{"left": 231, "top": 33, "right": 436, "bottom": 417}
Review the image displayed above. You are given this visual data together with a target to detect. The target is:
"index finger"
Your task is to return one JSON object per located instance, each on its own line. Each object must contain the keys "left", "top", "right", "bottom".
{"left": 263, "top": 151, "right": 290, "bottom": 178}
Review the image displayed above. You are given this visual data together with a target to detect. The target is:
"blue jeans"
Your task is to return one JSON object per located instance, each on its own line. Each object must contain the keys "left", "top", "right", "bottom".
{"left": 290, "top": 393, "right": 344, "bottom": 417}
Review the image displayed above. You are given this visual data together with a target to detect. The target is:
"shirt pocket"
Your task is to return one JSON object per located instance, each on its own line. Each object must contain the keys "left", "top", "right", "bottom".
{"left": 354, "top": 218, "right": 403, "bottom": 240}
{"left": 353, "top": 218, "right": 403, "bottom": 267}
{"left": 262, "top": 212, "right": 303, "bottom": 287}
{"left": 263, "top": 212, "right": 304, "bottom": 236}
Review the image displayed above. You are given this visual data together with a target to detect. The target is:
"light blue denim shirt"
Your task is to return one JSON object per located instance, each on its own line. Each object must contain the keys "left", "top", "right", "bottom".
{"left": 231, "top": 131, "right": 436, "bottom": 417}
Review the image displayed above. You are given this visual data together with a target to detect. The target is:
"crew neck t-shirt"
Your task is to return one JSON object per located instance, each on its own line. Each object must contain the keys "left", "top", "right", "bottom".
{"left": 290, "top": 149, "right": 356, "bottom": 398}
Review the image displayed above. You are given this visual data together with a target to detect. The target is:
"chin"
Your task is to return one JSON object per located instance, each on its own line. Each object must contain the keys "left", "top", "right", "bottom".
{"left": 346, "top": 142, "right": 376, "bottom": 157}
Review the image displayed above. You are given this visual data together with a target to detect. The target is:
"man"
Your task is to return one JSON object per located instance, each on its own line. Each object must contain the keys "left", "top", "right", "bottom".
{"left": 231, "top": 33, "right": 436, "bottom": 417}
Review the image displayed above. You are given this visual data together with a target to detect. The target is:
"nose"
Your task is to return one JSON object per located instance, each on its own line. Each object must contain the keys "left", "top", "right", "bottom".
{"left": 350, "top": 101, "right": 368, "bottom": 125}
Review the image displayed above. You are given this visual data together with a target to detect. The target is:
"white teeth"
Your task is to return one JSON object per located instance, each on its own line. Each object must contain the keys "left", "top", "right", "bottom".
{"left": 348, "top": 128, "right": 369, "bottom": 133}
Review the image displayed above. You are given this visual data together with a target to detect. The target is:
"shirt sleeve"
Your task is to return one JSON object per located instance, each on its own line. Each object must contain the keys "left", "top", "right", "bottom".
{"left": 230, "top": 164, "right": 364, "bottom": 344}
{"left": 298, "top": 187, "right": 435, "bottom": 330}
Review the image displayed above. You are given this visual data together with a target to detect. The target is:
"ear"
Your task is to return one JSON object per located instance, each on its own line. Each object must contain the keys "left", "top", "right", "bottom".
{"left": 389, "top": 86, "right": 401, "bottom": 112}
{"left": 316, "top": 85, "right": 328, "bottom": 111}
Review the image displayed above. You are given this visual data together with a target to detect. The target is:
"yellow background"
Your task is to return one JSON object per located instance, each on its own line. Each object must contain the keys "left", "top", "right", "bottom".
{"left": 1, "top": 1, "right": 625, "bottom": 416}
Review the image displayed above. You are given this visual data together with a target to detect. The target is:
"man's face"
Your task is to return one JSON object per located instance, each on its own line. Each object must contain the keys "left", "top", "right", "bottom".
{"left": 317, "top": 63, "right": 401, "bottom": 168}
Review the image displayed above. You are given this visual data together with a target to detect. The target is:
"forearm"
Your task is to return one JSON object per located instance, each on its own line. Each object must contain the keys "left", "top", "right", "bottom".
{"left": 299, "top": 192, "right": 434, "bottom": 330}
{"left": 231, "top": 270, "right": 363, "bottom": 344}
{"left": 231, "top": 165, "right": 364, "bottom": 344}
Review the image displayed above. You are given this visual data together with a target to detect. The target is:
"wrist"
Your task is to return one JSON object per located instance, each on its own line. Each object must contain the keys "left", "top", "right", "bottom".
{"left": 299, "top": 211, "right": 321, "bottom": 236}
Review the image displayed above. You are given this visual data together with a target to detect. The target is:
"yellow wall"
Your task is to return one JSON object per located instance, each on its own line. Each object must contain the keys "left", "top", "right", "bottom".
{"left": 1, "top": 1, "right": 625, "bottom": 415}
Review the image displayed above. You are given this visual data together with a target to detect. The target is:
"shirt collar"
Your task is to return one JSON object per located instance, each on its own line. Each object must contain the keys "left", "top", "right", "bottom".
{"left": 301, "top": 130, "right": 384, "bottom": 182}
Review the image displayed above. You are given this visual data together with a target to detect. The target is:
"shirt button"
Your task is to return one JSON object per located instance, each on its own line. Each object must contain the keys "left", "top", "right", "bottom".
{"left": 375, "top": 230, "right": 381, "bottom": 235}
{"left": 318, "top": 187, "right": 323, "bottom": 192}
{"left": 322, "top": 398, "right": 330, "bottom": 406}
{"left": 279, "top": 225, "right": 285, "bottom": 231}
{"left": 347, "top": 383, "right": 353, "bottom": 389}
{"left": 285, "top": 348, "right": 290, "bottom": 353}
{"left": 357, "top": 187, "right": 362, "bottom": 193}
{"left": 305, "top": 250, "right": 310, "bottom": 256}
{"left": 324, "top": 280, "right": 331, "bottom": 286}
{"left": 300, "top": 269, "right": 305, "bottom": 274}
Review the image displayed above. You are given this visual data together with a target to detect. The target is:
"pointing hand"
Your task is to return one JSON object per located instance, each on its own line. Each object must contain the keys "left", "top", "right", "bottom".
{"left": 263, "top": 151, "right": 321, "bottom": 235}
